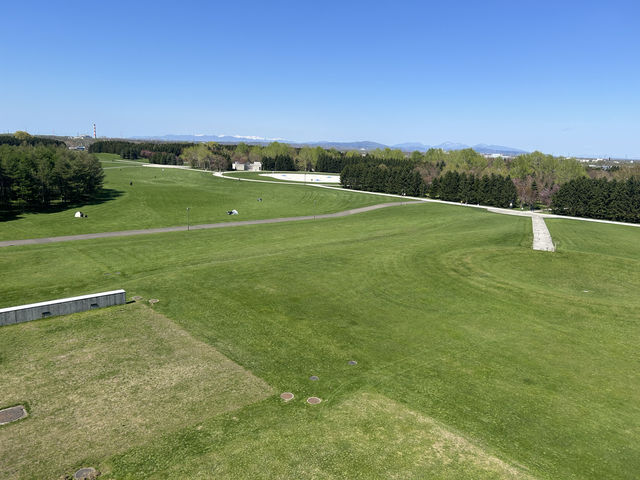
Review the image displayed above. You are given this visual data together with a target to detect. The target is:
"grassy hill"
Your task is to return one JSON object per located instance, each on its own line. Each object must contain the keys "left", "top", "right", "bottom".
{"left": 0, "top": 154, "right": 398, "bottom": 241}
{"left": 1, "top": 173, "right": 639, "bottom": 478}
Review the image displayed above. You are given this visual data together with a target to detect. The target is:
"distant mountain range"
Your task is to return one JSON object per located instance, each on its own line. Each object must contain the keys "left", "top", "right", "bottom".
{"left": 392, "top": 142, "right": 527, "bottom": 155}
{"left": 129, "top": 134, "right": 528, "bottom": 155}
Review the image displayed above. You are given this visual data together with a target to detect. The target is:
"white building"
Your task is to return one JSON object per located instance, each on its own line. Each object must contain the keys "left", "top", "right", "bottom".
{"left": 232, "top": 161, "right": 262, "bottom": 171}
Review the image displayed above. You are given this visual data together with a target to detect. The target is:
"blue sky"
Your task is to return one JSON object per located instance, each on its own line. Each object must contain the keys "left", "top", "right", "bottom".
{"left": 1, "top": 0, "right": 638, "bottom": 157}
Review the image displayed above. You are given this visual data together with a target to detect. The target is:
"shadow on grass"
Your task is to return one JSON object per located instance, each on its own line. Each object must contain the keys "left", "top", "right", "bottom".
{"left": 0, "top": 188, "right": 123, "bottom": 222}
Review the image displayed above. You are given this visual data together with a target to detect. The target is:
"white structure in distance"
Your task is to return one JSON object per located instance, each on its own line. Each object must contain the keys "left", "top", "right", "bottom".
{"left": 232, "top": 161, "right": 262, "bottom": 171}
{"left": 259, "top": 173, "right": 340, "bottom": 183}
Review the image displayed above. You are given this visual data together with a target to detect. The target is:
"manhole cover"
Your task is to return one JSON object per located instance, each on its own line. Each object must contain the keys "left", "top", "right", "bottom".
{"left": 148, "top": 299, "right": 159, "bottom": 304}
{"left": 280, "top": 392, "right": 294, "bottom": 401}
{"left": 309, "top": 375, "right": 319, "bottom": 381}
{"left": 132, "top": 296, "right": 142, "bottom": 301}
{"left": 307, "top": 397, "right": 322, "bottom": 405}
{"left": 0, "top": 405, "right": 27, "bottom": 425}
{"left": 348, "top": 360, "right": 358, "bottom": 365}
{"left": 74, "top": 467, "right": 99, "bottom": 479}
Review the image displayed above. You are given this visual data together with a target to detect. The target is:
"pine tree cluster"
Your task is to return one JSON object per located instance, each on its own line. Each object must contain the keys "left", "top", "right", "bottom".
{"left": 89, "top": 141, "right": 191, "bottom": 159}
{"left": 261, "top": 154, "right": 295, "bottom": 171}
{"left": 340, "top": 163, "right": 424, "bottom": 196}
{"left": 429, "top": 171, "right": 518, "bottom": 208}
{"left": 340, "top": 162, "right": 517, "bottom": 208}
{"left": 551, "top": 177, "right": 640, "bottom": 223}
{"left": 0, "top": 144, "right": 104, "bottom": 209}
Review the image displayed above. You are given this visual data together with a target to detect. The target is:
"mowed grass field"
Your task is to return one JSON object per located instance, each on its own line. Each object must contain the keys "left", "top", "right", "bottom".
{"left": 1, "top": 175, "right": 639, "bottom": 478}
{"left": 0, "top": 154, "right": 398, "bottom": 241}
{"left": 0, "top": 304, "right": 271, "bottom": 479}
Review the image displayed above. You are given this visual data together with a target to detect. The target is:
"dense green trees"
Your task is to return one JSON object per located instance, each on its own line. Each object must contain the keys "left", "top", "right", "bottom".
{"left": 340, "top": 161, "right": 517, "bottom": 208}
{"left": 341, "top": 163, "right": 425, "bottom": 196}
{"left": 0, "top": 133, "right": 65, "bottom": 148}
{"left": 551, "top": 177, "right": 640, "bottom": 222}
{"left": 90, "top": 140, "right": 191, "bottom": 158}
{"left": 316, "top": 149, "right": 347, "bottom": 172}
{"left": 428, "top": 171, "right": 517, "bottom": 208}
{"left": 0, "top": 144, "right": 104, "bottom": 209}
{"left": 148, "top": 151, "right": 180, "bottom": 165}
{"left": 262, "top": 154, "right": 295, "bottom": 171}
{"left": 180, "top": 143, "right": 230, "bottom": 171}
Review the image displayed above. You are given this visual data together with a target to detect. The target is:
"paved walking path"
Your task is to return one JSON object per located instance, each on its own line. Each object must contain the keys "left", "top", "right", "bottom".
{"left": 531, "top": 216, "right": 555, "bottom": 252}
{"left": 0, "top": 202, "right": 421, "bottom": 248}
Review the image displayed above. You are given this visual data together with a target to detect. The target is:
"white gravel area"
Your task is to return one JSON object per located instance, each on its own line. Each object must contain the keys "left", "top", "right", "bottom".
{"left": 260, "top": 173, "right": 340, "bottom": 183}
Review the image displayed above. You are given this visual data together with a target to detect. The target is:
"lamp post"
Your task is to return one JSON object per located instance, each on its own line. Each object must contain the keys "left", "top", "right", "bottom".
{"left": 186, "top": 207, "right": 190, "bottom": 231}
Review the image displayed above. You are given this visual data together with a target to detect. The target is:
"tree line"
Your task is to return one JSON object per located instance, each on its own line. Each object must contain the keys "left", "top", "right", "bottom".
{"left": 429, "top": 171, "right": 518, "bottom": 208}
{"left": 86, "top": 139, "right": 640, "bottom": 219}
{"left": 261, "top": 154, "right": 295, "bottom": 171}
{"left": 89, "top": 140, "right": 191, "bottom": 160}
{"left": 1, "top": 132, "right": 66, "bottom": 148}
{"left": 551, "top": 177, "right": 640, "bottom": 223}
{"left": 340, "top": 163, "right": 425, "bottom": 196}
{"left": 0, "top": 143, "right": 104, "bottom": 209}
{"left": 340, "top": 161, "right": 517, "bottom": 208}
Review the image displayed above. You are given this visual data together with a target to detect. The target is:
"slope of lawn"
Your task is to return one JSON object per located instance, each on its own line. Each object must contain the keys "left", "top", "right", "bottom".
{"left": 0, "top": 154, "right": 399, "bottom": 241}
{"left": 0, "top": 303, "right": 271, "bottom": 479}
{"left": 1, "top": 203, "right": 639, "bottom": 479}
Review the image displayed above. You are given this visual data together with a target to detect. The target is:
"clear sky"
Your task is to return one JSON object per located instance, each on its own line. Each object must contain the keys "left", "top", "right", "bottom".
{"left": 1, "top": 0, "right": 638, "bottom": 157}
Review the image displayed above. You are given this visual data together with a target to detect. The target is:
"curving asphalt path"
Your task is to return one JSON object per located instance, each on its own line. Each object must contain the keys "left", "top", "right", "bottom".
{"left": 0, "top": 201, "right": 422, "bottom": 248}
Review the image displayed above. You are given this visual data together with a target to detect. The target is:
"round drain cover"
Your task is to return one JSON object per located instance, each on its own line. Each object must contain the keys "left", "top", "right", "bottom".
{"left": 74, "top": 467, "right": 99, "bottom": 479}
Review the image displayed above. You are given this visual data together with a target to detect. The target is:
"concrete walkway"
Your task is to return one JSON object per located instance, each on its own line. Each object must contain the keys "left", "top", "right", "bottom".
{"left": 531, "top": 216, "right": 555, "bottom": 252}
{"left": 0, "top": 202, "right": 421, "bottom": 248}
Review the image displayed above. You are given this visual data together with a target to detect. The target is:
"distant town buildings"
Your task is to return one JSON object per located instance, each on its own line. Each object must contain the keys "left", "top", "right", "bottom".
{"left": 481, "top": 153, "right": 515, "bottom": 160}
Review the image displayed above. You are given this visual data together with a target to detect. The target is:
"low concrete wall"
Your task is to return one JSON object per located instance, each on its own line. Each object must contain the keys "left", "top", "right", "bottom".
{"left": 0, "top": 290, "right": 126, "bottom": 326}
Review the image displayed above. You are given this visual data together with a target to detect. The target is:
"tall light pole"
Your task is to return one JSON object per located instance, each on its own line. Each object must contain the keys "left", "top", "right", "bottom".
{"left": 186, "top": 207, "right": 190, "bottom": 231}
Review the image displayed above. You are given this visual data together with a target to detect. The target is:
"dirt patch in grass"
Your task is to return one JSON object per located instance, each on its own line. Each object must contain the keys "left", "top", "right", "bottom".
{"left": 0, "top": 303, "right": 272, "bottom": 479}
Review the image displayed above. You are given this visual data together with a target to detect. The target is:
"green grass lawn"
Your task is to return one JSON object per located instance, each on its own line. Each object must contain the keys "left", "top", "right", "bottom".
{"left": 0, "top": 303, "right": 271, "bottom": 479}
{"left": 1, "top": 202, "right": 639, "bottom": 479}
{"left": 0, "top": 154, "right": 396, "bottom": 241}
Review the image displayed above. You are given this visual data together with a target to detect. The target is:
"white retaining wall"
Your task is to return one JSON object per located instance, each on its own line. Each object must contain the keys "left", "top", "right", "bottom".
{"left": 0, "top": 290, "right": 126, "bottom": 326}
